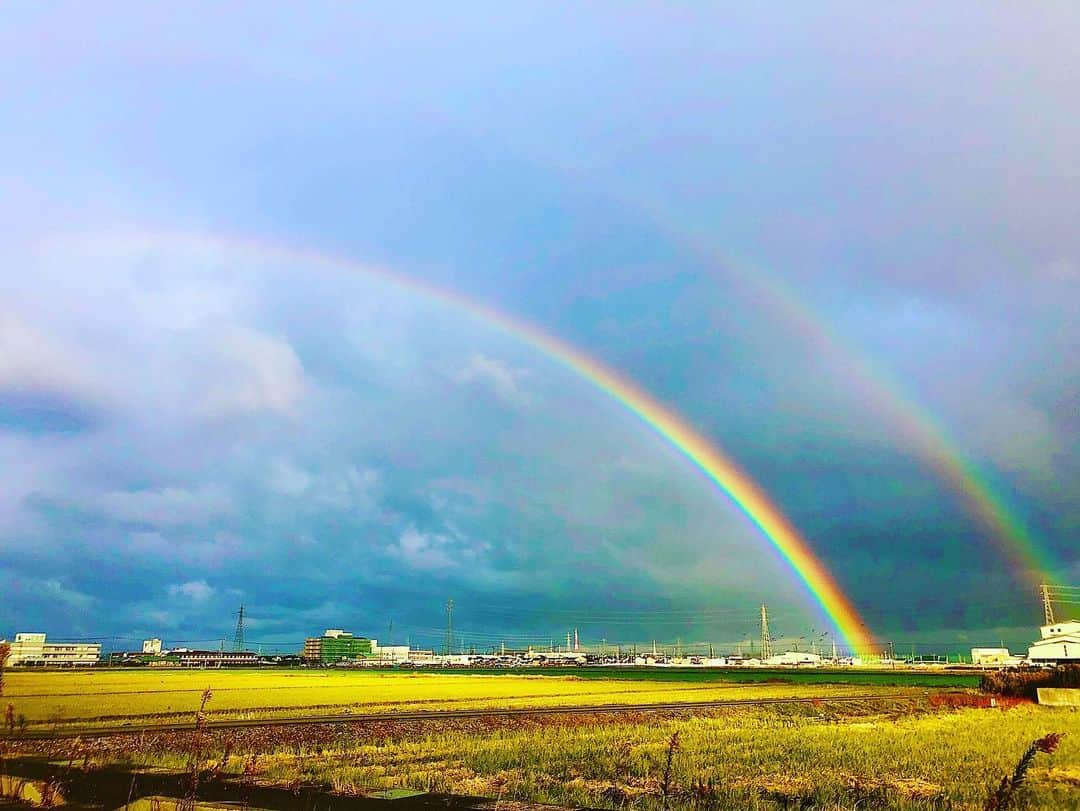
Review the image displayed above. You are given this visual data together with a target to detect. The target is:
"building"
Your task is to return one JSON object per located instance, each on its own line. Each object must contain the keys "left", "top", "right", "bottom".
{"left": 172, "top": 649, "right": 259, "bottom": 668}
{"left": 371, "top": 642, "right": 410, "bottom": 662}
{"left": 971, "top": 648, "right": 1024, "bottom": 667}
{"left": 765, "top": 651, "right": 823, "bottom": 667}
{"left": 3, "top": 633, "right": 101, "bottom": 667}
{"left": 142, "top": 638, "right": 163, "bottom": 655}
{"left": 1028, "top": 620, "right": 1080, "bottom": 664}
{"left": 302, "top": 630, "right": 374, "bottom": 664}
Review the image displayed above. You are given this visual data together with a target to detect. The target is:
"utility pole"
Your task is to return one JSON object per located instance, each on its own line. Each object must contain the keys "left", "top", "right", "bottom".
{"left": 760, "top": 603, "right": 773, "bottom": 660}
{"left": 234, "top": 605, "right": 245, "bottom": 652}
{"left": 445, "top": 599, "right": 454, "bottom": 656}
{"left": 1041, "top": 583, "right": 1055, "bottom": 625}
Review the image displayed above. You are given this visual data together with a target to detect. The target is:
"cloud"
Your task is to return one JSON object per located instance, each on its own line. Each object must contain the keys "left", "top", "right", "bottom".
{"left": 387, "top": 527, "right": 456, "bottom": 570}
{"left": 265, "top": 460, "right": 313, "bottom": 495}
{"left": 128, "top": 530, "right": 241, "bottom": 567}
{"left": 196, "top": 328, "right": 306, "bottom": 418}
{"left": 0, "top": 312, "right": 104, "bottom": 403}
{"left": 168, "top": 580, "right": 215, "bottom": 602}
{"left": 453, "top": 353, "right": 532, "bottom": 408}
{"left": 100, "top": 486, "right": 233, "bottom": 527}
{"left": 1043, "top": 257, "right": 1078, "bottom": 281}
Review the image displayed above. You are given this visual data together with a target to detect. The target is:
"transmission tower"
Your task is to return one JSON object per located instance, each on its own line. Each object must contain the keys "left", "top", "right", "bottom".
{"left": 760, "top": 603, "right": 773, "bottom": 660}
{"left": 1041, "top": 583, "right": 1055, "bottom": 625}
{"left": 234, "top": 605, "right": 245, "bottom": 651}
{"left": 445, "top": 599, "right": 454, "bottom": 655}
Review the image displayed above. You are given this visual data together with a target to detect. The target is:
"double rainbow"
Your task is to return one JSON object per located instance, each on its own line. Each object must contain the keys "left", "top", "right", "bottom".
{"left": 63, "top": 230, "right": 877, "bottom": 654}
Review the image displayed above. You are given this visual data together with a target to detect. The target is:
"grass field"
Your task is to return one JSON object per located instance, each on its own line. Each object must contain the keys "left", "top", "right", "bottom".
{"left": 2, "top": 668, "right": 937, "bottom": 728}
{"left": 3, "top": 668, "right": 1078, "bottom": 809}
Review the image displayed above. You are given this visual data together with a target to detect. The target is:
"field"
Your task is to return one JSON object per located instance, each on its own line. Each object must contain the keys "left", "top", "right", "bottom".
{"left": 2, "top": 668, "right": 973, "bottom": 729}
{"left": 2, "top": 668, "right": 1078, "bottom": 810}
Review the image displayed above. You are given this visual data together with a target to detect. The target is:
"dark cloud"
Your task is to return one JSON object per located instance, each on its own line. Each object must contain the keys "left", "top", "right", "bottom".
{"left": 1, "top": 4, "right": 1077, "bottom": 654}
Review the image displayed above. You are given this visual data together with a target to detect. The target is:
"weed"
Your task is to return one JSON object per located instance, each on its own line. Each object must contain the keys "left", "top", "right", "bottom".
{"left": 985, "top": 732, "right": 1063, "bottom": 810}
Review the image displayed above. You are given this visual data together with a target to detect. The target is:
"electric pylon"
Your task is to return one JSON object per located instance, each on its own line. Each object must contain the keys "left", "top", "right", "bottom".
{"left": 1041, "top": 583, "right": 1055, "bottom": 625}
{"left": 233, "top": 605, "right": 245, "bottom": 651}
{"left": 760, "top": 603, "right": 773, "bottom": 660}
{"left": 445, "top": 599, "right": 454, "bottom": 655}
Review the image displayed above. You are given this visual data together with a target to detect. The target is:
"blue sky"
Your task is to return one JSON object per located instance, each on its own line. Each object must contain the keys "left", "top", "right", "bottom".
{"left": 1, "top": 4, "right": 1077, "bottom": 654}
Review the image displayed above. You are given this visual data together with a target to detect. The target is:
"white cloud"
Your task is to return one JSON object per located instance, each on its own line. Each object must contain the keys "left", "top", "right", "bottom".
{"left": 387, "top": 527, "right": 456, "bottom": 570}
{"left": 0, "top": 312, "right": 104, "bottom": 402}
{"left": 265, "top": 460, "right": 313, "bottom": 495}
{"left": 196, "top": 327, "right": 306, "bottom": 418}
{"left": 453, "top": 353, "right": 532, "bottom": 407}
{"left": 168, "top": 580, "right": 215, "bottom": 602}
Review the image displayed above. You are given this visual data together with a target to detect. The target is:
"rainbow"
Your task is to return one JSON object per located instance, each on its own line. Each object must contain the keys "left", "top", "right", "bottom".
{"left": 62, "top": 230, "right": 877, "bottom": 653}
{"left": 573, "top": 186, "right": 1059, "bottom": 586}
{"left": 749, "top": 269, "right": 1056, "bottom": 583}
{"left": 673, "top": 237, "right": 1059, "bottom": 585}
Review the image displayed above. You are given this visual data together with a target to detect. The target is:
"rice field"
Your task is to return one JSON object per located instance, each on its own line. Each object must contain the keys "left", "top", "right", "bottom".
{"left": 3, "top": 668, "right": 1078, "bottom": 809}
{"left": 237, "top": 703, "right": 1079, "bottom": 810}
{"left": 3, "top": 668, "right": 924, "bottom": 728}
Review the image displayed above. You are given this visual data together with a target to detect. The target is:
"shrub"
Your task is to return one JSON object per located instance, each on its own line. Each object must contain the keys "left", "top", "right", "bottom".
{"left": 980, "top": 665, "right": 1080, "bottom": 699}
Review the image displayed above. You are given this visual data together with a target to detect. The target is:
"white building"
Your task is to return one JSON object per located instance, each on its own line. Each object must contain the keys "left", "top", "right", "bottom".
{"left": 1028, "top": 620, "right": 1080, "bottom": 664}
{"left": 971, "top": 647, "right": 1024, "bottom": 667}
{"left": 142, "top": 638, "right": 163, "bottom": 655}
{"left": 765, "top": 651, "right": 823, "bottom": 667}
{"left": 370, "top": 641, "right": 410, "bottom": 662}
{"left": 3, "top": 633, "right": 101, "bottom": 666}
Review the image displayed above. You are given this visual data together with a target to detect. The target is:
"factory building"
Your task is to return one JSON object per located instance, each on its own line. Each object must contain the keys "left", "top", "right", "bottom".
{"left": 303, "top": 629, "right": 374, "bottom": 664}
{"left": 1028, "top": 620, "right": 1080, "bottom": 664}
{"left": 2, "top": 633, "right": 101, "bottom": 667}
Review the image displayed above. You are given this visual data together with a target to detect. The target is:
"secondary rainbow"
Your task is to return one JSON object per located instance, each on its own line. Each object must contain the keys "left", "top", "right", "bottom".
{"left": 587, "top": 190, "right": 1060, "bottom": 586}
{"left": 66, "top": 230, "right": 877, "bottom": 654}
{"left": 679, "top": 235, "right": 1059, "bottom": 585}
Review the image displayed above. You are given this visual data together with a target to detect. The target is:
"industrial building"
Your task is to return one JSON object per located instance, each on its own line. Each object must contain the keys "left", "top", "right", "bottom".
{"left": 1028, "top": 620, "right": 1080, "bottom": 664}
{"left": 2, "top": 633, "right": 101, "bottom": 667}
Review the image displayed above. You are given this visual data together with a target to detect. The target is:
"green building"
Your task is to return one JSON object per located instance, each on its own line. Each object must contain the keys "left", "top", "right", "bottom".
{"left": 303, "top": 629, "right": 373, "bottom": 664}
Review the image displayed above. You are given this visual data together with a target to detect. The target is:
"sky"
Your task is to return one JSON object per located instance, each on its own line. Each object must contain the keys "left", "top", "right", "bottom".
{"left": 1, "top": 4, "right": 1077, "bottom": 655}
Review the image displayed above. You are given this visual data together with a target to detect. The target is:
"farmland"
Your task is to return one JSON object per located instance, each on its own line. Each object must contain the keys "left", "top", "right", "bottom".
{"left": 0, "top": 668, "right": 962, "bottom": 729}
{"left": 2, "top": 669, "right": 1078, "bottom": 809}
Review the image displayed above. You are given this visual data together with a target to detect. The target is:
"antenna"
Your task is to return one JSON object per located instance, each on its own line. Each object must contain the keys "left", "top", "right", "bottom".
{"left": 234, "top": 605, "right": 245, "bottom": 651}
{"left": 760, "top": 603, "right": 773, "bottom": 660}
{"left": 445, "top": 599, "right": 454, "bottom": 655}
